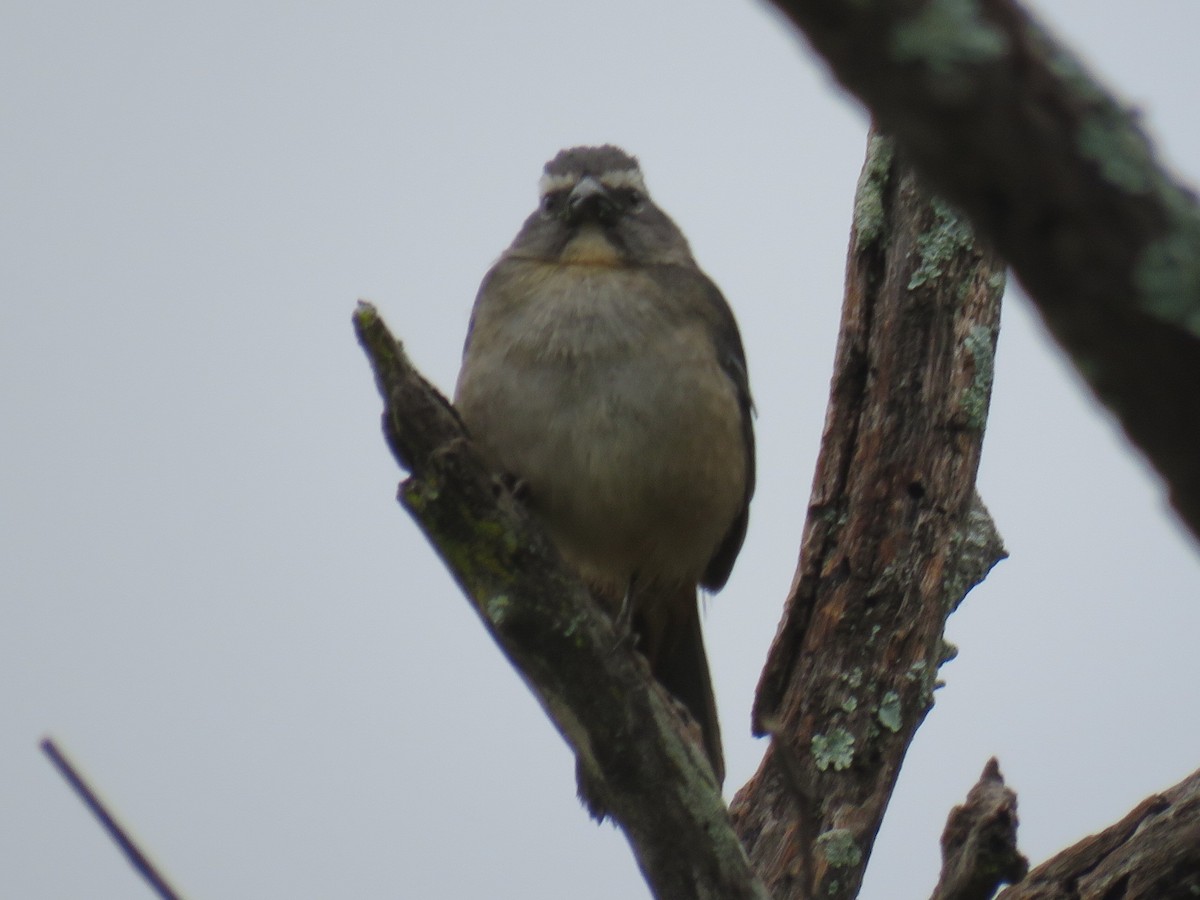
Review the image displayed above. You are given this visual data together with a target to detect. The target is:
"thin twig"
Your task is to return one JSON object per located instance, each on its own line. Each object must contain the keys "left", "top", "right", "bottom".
{"left": 41, "top": 737, "right": 185, "bottom": 900}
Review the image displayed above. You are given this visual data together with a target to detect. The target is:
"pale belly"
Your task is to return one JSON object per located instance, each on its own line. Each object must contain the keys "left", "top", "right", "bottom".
{"left": 456, "top": 302, "right": 745, "bottom": 593}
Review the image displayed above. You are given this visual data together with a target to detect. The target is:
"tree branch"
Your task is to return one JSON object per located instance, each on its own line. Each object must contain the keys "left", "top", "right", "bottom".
{"left": 353, "top": 302, "right": 769, "bottom": 900}
{"left": 931, "top": 758, "right": 1028, "bottom": 900}
{"left": 764, "top": 0, "right": 1200, "bottom": 546}
{"left": 729, "top": 135, "right": 1007, "bottom": 900}
{"left": 997, "top": 765, "right": 1200, "bottom": 900}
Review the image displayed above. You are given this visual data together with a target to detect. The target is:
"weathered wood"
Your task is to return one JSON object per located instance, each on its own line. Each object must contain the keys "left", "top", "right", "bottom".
{"left": 997, "top": 766, "right": 1200, "bottom": 899}
{"left": 930, "top": 758, "right": 1028, "bottom": 900}
{"left": 730, "top": 135, "right": 1007, "bottom": 900}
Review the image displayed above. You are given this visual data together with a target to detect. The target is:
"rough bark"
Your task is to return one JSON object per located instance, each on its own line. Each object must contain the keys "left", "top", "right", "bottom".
{"left": 353, "top": 303, "right": 768, "bottom": 900}
{"left": 763, "top": 0, "right": 1200, "bottom": 546}
{"left": 997, "top": 766, "right": 1200, "bottom": 900}
{"left": 930, "top": 758, "right": 1028, "bottom": 900}
{"left": 729, "top": 135, "right": 1008, "bottom": 900}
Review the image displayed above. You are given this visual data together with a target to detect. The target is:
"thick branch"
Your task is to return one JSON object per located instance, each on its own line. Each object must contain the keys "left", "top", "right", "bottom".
{"left": 931, "top": 758, "right": 1028, "bottom": 900}
{"left": 730, "top": 136, "right": 1007, "bottom": 900}
{"left": 353, "top": 302, "right": 768, "bottom": 900}
{"left": 765, "top": 0, "right": 1200, "bottom": 545}
{"left": 997, "top": 765, "right": 1200, "bottom": 900}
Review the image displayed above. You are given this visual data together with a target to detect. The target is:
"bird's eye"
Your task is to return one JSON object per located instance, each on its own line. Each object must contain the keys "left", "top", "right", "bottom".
{"left": 541, "top": 191, "right": 566, "bottom": 214}
{"left": 619, "top": 189, "right": 648, "bottom": 212}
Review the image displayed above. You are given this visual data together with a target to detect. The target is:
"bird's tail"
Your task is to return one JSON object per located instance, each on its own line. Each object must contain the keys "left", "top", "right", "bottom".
{"left": 576, "top": 584, "right": 723, "bottom": 820}
{"left": 641, "top": 584, "right": 724, "bottom": 786}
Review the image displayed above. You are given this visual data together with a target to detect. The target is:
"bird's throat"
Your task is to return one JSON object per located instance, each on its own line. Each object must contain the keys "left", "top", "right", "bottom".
{"left": 559, "top": 226, "right": 623, "bottom": 267}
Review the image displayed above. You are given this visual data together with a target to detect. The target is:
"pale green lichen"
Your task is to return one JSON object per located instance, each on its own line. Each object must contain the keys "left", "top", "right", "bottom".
{"left": 812, "top": 728, "right": 856, "bottom": 772}
{"left": 904, "top": 658, "right": 942, "bottom": 702}
{"left": 1078, "top": 107, "right": 1156, "bottom": 195}
{"left": 846, "top": 667, "right": 864, "bottom": 690}
{"left": 486, "top": 593, "right": 511, "bottom": 625}
{"left": 957, "top": 254, "right": 1004, "bottom": 304}
{"left": 853, "top": 134, "right": 895, "bottom": 247}
{"left": 960, "top": 324, "right": 996, "bottom": 430}
{"left": 942, "top": 498, "right": 1005, "bottom": 612}
{"left": 1030, "top": 22, "right": 1104, "bottom": 106}
{"left": 878, "top": 691, "right": 903, "bottom": 732}
{"left": 472, "top": 518, "right": 520, "bottom": 560}
{"left": 1028, "top": 21, "right": 1200, "bottom": 339}
{"left": 403, "top": 477, "right": 438, "bottom": 509}
{"left": 908, "top": 198, "right": 976, "bottom": 290}
{"left": 1134, "top": 205, "right": 1200, "bottom": 339}
{"left": 891, "top": 0, "right": 1008, "bottom": 78}
{"left": 432, "top": 518, "right": 522, "bottom": 596}
{"left": 816, "top": 829, "right": 863, "bottom": 868}
{"left": 841, "top": 696, "right": 859, "bottom": 714}
{"left": 813, "top": 503, "right": 851, "bottom": 531}
{"left": 559, "top": 607, "right": 589, "bottom": 640}
{"left": 939, "top": 639, "right": 959, "bottom": 666}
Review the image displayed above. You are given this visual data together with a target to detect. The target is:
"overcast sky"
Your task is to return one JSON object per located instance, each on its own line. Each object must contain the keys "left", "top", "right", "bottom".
{"left": 3, "top": 2, "right": 1199, "bottom": 898}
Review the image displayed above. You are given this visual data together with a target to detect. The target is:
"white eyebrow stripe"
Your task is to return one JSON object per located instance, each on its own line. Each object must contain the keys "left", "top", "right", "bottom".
{"left": 538, "top": 172, "right": 578, "bottom": 197}
{"left": 537, "top": 168, "right": 648, "bottom": 198}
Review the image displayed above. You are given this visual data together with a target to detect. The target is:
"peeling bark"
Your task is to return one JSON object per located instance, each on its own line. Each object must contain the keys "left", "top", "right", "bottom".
{"left": 730, "top": 136, "right": 1007, "bottom": 900}
{"left": 931, "top": 758, "right": 1028, "bottom": 900}
{"left": 998, "top": 766, "right": 1200, "bottom": 900}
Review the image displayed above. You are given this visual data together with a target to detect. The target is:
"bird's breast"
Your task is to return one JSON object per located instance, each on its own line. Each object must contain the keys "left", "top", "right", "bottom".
{"left": 455, "top": 262, "right": 746, "bottom": 592}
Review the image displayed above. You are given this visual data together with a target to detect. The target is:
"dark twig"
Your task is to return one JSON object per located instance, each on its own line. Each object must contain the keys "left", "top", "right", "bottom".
{"left": 40, "top": 737, "right": 185, "bottom": 900}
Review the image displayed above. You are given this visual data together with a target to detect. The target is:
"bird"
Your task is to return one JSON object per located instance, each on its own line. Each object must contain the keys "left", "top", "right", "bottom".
{"left": 453, "top": 145, "right": 754, "bottom": 814}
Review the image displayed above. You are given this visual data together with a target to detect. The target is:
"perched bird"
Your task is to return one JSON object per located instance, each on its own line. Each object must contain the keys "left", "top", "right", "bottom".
{"left": 454, "top": 145, "right": 754, "bottom": 809}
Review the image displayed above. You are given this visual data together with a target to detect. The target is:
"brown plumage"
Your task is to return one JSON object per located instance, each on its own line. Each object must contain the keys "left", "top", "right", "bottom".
{"left": 454, "top": 146, "right": 754, "bottom": 816}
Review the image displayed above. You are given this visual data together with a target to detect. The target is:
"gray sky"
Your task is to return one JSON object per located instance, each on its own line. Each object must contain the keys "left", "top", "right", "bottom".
{"left": 3, "top": 2, "right": 1198, "bottom": 897}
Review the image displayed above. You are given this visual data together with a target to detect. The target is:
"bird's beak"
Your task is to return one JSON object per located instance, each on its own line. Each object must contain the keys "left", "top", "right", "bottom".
{"left": 565, "top": 176, "right": 618, "bottom": 225}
